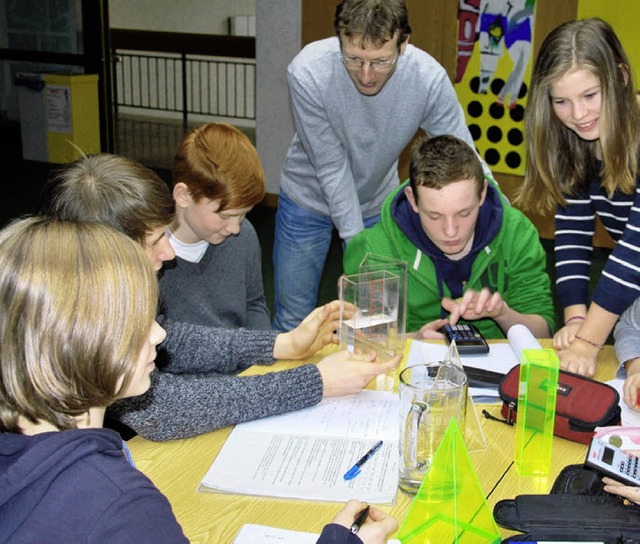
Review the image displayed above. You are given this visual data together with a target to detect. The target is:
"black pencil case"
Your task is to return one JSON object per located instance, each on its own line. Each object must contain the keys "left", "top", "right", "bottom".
{"left": 463, "top": 365, "right": 505, "bottom": 388}
{"left": 494, "top": 493, "right": 640, "bottom": 543}
{"left": 494, "top": 464, "right": 640, "bottom": 543}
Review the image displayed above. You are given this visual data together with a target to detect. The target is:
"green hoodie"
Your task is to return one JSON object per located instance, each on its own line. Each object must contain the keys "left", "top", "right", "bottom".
{"left": 343, "top": 183, "right": 554, "bottom": 339}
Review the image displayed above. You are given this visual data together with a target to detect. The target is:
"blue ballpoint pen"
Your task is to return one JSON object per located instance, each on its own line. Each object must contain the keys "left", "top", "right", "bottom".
{"left": 343, "top": 440, "right": 383, "bottom": 480}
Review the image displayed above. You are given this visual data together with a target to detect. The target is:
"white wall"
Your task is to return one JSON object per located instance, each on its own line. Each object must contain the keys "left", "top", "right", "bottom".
{"left": 109, "top": 0, "right": 255, "bottom": 34}
{"left": 110, "top": 0, "right": 296, "bottom": 196}
{"left": 256, "top": 0, "right": 300, "bottom": 195}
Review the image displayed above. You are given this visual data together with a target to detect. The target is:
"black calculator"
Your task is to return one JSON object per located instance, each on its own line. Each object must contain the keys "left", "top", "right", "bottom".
{"left": 442, "top": 323, "right": 490, "bottom": 355}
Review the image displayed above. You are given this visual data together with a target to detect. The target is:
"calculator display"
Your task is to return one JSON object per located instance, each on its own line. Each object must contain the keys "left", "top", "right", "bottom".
{"left": 602, "top": 445, "right": 614, "bottom": 465}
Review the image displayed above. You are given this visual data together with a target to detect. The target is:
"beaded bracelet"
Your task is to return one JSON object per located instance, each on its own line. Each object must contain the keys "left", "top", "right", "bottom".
{"left": 574, "top": 334, "right": 604, "bottom": 350}
{"left": 564, "top": 315, "right": 586, "bottom": 326}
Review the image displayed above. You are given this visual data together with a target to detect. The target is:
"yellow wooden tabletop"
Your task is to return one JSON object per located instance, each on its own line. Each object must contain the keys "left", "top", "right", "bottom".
{"left": 126, "top": 340, "right": 619, "bottom": 543}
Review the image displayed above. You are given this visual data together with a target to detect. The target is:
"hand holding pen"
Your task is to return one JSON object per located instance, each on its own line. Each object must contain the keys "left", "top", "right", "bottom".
{"left": 350, "top": 505, "right": 369, "bottom": 534}
{"left": 330, "top": 500, "right": 398, "bottom": 543}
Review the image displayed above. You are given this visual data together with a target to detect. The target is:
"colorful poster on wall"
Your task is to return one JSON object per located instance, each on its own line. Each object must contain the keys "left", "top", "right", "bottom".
{"left": 455, "top": 0, "right": 536, "bottom": 176}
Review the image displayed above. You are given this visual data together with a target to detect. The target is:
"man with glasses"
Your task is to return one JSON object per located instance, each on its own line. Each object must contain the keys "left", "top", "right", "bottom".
{"left": 273, "top": 0, "right": 492, "bottom": 332}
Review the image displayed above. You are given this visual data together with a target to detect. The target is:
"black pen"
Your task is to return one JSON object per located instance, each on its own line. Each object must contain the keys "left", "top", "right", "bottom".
{"left": 350, "top": 505, "right": 370, "bottom": 534}
{"left": 343, "top": 440, "right": 383, "bottom": 480}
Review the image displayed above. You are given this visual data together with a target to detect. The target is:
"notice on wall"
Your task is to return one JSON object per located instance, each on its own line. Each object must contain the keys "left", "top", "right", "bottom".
{"left": 47, "top": 85, "right": 72, "bottom": 134}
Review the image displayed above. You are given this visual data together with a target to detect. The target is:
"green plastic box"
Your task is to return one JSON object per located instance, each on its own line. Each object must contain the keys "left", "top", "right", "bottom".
{"left": 514, "top": 349, "right": 560, "bottom": 476}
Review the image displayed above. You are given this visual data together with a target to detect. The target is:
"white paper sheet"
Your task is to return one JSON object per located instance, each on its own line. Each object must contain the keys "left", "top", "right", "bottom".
{"left": 606, "top": 378, "right": 640, "bottom": 426}
{"left": 233, "top": 524, "right": 401, "bottom": 544}
{"left": 406, "top": 325, "right": 541, "bottom": 400}
{"left": 237, "top": 391, "right": 397, "bottom": 439}
{"left": 199, "top": 390, "right": 399, "bottom": 503}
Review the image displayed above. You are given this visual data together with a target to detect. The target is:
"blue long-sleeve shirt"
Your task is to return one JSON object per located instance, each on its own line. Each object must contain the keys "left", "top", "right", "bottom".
{"left": 554, "top": 173, "right": 640, "bottom": 315}
{"left": 0, "top": 429, "right": 188, "bottom": 543}
{"left": 0, "top": 429, "right": 366, "bottom": 544}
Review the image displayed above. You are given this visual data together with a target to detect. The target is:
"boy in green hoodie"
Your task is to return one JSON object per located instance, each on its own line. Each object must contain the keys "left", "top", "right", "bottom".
{"left": 344, "top": 135, "right": 553, "bottom": 339}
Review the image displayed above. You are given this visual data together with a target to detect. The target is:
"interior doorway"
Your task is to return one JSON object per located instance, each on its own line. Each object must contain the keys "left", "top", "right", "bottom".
{"left": 0, "top": 0, "right": 114, "bottom": 155}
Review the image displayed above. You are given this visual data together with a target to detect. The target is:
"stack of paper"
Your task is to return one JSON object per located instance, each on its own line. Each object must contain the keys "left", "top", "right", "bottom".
{"left": 199, "top": 390, "right": 399, "bottom": 503}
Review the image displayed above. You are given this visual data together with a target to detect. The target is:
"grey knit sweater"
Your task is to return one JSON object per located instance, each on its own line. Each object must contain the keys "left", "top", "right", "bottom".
{"left": 107, "top": 316, "right": 323, "bottom": 441}
{"left": 159, "top": 220, "right": 271, "bottom": 330}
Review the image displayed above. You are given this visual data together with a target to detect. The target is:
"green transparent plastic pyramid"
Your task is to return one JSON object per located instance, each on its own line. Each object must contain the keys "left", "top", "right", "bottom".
{"left": 397, "top": 418, "right": 500, "bottom": 544}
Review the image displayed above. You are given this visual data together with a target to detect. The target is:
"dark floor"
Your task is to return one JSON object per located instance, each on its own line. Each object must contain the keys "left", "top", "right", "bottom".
{"left": 0, "top": 118, "right": 611, "bottom": 336}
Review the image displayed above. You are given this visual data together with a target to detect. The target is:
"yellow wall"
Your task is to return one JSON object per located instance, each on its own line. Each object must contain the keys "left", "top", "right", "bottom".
{"left": 578, "top": 0, "right": 640, "bottom": 86}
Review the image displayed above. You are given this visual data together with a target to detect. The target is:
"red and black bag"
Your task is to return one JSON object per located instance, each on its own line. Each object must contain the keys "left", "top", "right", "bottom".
{"left": 497, "top": 364, "right": 621, "bottom": 445}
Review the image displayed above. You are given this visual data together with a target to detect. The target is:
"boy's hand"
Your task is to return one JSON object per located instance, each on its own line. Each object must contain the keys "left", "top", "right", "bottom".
{"left": 318, "top": 351, "right": 402, "bottom": 397}
{"left": 330, "top": 500, "right": 398, "bottom": 544}
{"left": 412, "top": 318, "right": 448, "bottom": 340}
{"left": 442, "top": 288, "right": 506, "bottom": 324}
{"left": 273, "top": 300, "right": 350, "bottom": 360}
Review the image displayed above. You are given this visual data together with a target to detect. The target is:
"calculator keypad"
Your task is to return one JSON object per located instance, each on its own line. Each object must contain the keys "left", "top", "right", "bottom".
{"left": 621, "top": 454, "right": 640, "bottom": 479}
{"left": 443, "top": 324, "right": 489, "bottom": 354}
{"left": 445, "top": 324, "right": 481, "bottom": 341}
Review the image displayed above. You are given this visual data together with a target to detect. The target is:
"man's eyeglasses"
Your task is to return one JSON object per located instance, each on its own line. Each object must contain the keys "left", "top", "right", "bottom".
{"left": 341, "top": 54, "right": 398, "bottom": 71}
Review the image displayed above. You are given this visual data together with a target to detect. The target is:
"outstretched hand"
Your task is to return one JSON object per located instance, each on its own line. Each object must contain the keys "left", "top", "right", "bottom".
{"left": 273, "top": 300, "right": 350, "bottom": 360}
{"left": 413, "top": 318, "right": 448, "bottom": 340}
{"left": 330, "top": 500, "right": 398, "bottom": 544}
{"left": 318, "top": 350, "right": 402, "bottom": 397}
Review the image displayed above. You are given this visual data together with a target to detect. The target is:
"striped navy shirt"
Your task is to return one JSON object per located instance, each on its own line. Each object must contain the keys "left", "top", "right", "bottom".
{"left": 555, "top": 175, "right": 640, "bottom": 315}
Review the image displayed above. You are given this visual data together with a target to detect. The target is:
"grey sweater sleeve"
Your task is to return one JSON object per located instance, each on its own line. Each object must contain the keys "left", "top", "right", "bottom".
{"left": 157, "top": 316, "right": 277, "bottom": 373}
{"left": 614, "top": 297, "right": 640, "bottom": 378}
{"left": 108, "top": 363, "right": 324, "bottom": 441}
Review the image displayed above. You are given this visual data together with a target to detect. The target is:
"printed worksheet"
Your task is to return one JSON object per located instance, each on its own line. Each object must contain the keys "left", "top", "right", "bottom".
{"left": 407, "top": 324, "right": 541, "bottom": 400}
{"left": 233, "top": 524, "right": 402, "bottom": 544}
{"left": 199, "top": 390, "right": 399, "bottom": 503}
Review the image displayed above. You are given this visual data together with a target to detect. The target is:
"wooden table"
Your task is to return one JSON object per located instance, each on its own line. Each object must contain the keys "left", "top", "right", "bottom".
{"left": 127, "top": 341, "right": 619, "bottom": 543}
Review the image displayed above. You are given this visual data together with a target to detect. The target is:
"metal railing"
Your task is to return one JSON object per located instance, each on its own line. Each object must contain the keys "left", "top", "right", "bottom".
{"left": 111, "top": 30, "right": 256, "bottom": 130}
